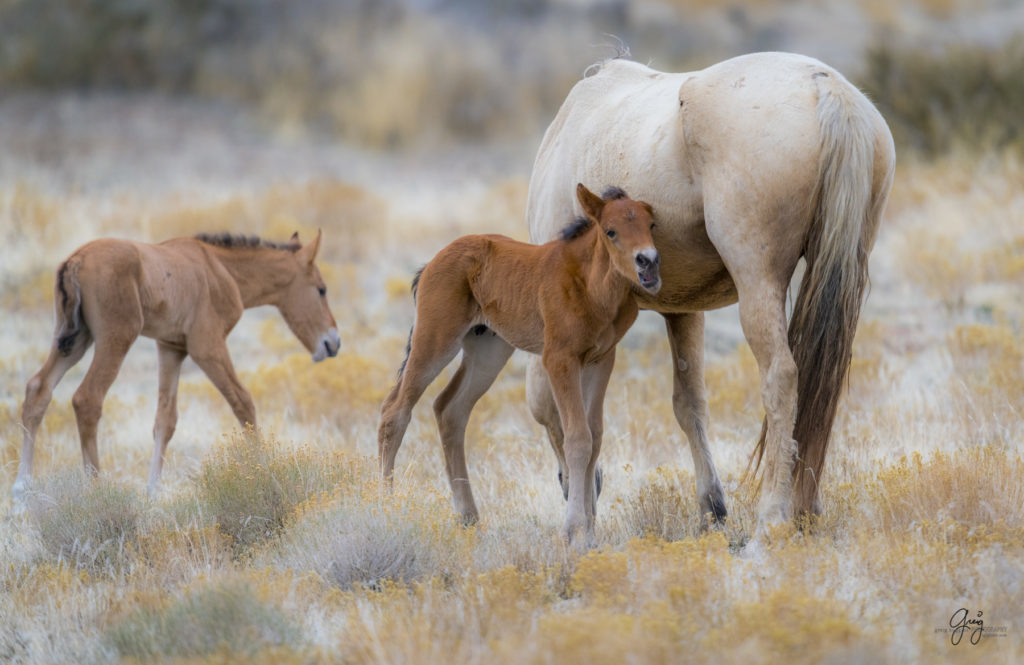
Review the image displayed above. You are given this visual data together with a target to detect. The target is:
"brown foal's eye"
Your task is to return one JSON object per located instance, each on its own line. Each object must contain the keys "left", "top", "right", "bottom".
{"left": 650, "top": 222, "right": 656, "bottom": 230}
{"left": 606, "top": 229, "right": 617, "bottom": 239}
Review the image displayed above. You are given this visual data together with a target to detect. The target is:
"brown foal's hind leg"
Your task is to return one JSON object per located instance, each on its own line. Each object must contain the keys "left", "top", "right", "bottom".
{"left": 378, "top": 315, "right": 470, "bottom": 482}
{"left": 148, "top": 342, "right": 187, "bottom": 495}
{"left": 14, "top": 332, "right": 94, "bottom": 501}
{"left": 432, "top": 327, "right": 514, "bottom": 524}
{"left": 664, "top": 312, "right": 727, "bottom": 527}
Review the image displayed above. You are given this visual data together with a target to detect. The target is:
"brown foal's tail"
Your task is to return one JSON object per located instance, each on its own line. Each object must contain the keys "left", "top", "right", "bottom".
{"left": 55, "top": 256, "right": 86, "bottom": 356}
{"left": 752, "top": 80, "right": 894, "bottom": 515}
{"left": 395, "top": 266, "right": 426, "bottom": 380}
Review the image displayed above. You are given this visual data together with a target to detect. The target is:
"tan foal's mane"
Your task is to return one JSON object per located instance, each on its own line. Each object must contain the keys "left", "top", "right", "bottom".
{"left": 194, "top": 232, "right": 301, "bottom": 253}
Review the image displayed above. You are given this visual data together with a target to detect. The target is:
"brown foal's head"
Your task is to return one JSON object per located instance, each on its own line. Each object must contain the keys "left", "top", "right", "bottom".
{"left": 278, "top": 229, "right": 341, "bottom": 362}
{"left": 577, "top": 183, "right": 661, "bottom": 294}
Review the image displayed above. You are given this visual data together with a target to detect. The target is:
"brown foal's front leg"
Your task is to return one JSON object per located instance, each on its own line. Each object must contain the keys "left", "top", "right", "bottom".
{"left": 543, "top": 350, "right": 594, "bottom": 548}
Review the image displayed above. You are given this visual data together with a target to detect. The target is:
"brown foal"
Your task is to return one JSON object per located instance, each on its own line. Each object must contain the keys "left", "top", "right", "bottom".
{"left": 378, "top": 184, "right": 661, "bottom": 547}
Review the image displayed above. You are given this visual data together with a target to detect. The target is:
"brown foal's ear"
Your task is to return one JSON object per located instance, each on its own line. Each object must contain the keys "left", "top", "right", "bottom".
{"left": 576, "top": 183, "right": 604, "bottom": 223}
{"left": 297, "top": 229, "right": 323, "bottom": 265}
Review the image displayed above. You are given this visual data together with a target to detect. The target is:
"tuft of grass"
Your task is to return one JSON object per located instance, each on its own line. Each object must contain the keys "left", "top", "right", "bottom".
{"left": 105, "top": 579, "right": 300, "bottom": 661}
{"left": 25, "top": 471, "right": 146, "bottom": 575}
{"left": 268, "top": 482, "right": 471, "bottom": 590}
{"left": 193, "top": 430, "right": 365, "bottom": 557}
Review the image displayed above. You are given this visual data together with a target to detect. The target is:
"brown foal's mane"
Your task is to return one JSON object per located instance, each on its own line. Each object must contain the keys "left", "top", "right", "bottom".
{"left": 194, "top": 232, "right": 300, "bottom": 252}
{"left": 558, "top": 185, "right": 632, "bottom": 242}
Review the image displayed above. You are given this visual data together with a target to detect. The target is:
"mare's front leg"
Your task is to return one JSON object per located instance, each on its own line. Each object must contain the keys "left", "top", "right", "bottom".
{"left": 187, "top": 336, "right": 256, "bottom": 429}
{"left": 664, "top": 312, "right": 727, "bottom": 526}
{"left": 148, "top": 342, "right": 187, "bottom": 495}
{"left": 581, "top": 350, "right": 616, "bottom": 526}
{"left": 14, "top": 332, "right": 93, "bottom": 502}
{"left": 543, "top": 350, "right": 594, "bottom": 548}
{"left": 432, "top": 328, "right": 514, "bottom": 524}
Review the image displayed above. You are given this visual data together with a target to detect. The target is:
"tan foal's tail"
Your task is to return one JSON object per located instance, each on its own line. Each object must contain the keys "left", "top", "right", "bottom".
{"left": 55, "top": 255, "right": 86, "bottom": 356}
{"left": 753, "top": 80, "right": 894, "bottom": 515}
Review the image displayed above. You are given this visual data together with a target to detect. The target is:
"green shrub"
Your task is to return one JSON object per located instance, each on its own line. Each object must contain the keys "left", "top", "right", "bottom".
{"left": 861, "top": 37, "right": 1024, "bottom": 157}
{"left": 106, "top": 579, "right": 299, "bottom": 660}
{"left": 268, "top": 485, "right": 470, "bottom": 590}
{"left": 194, "top": 429, "right": 364, "bottom": 557}
{"left": 26, "top": 471, "right": 146, "bottom": 575}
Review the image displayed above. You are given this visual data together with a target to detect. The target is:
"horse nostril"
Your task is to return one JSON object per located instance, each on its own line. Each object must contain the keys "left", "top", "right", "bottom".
{"left": 636, "top": 254, "right": 649, "bottom": 269}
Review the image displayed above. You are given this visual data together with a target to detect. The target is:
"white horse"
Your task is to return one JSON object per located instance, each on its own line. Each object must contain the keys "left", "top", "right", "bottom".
{"left": 523, "top": 52, "right": 895, "bottom": 534}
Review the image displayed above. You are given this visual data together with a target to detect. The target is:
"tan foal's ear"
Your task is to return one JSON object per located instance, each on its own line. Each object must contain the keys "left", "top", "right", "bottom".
{"left": 296, "top": 229, "right": 323, "bottom": 266}
{"left": 576, "top": 183, "right": 604, "bottom": 223}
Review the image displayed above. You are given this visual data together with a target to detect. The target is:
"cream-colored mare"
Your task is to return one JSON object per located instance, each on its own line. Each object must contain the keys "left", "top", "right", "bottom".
{"left": 525, "top": 52, "right": 895, "bottom": 534}
{"left": 13, "top": 231, "right": 340, "bottom": 503}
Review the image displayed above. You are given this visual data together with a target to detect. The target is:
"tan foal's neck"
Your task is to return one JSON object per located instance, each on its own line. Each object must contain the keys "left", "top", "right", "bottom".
{"left": 207, "top": 246, "right": 298, "bottom": 308}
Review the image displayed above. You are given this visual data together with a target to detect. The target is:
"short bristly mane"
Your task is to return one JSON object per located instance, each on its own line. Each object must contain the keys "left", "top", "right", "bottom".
{"left": 559, "top": 216, "right": 592, "bottom": 241}
{"left": 558, "top": 187, "right": 633, "bottom": 242}
{"left": 194, "top": 232, "right": 300, "bottom": 252}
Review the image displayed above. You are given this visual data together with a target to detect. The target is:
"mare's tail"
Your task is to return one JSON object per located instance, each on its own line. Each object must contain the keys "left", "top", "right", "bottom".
{"left": 752, "top": 79, "right": 894, "bottom": 515}
{"left": 55, "top": 256, "right": 87, "bottom": 356}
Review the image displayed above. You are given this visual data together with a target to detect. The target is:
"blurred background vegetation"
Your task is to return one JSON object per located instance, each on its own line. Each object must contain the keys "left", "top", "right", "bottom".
{"left": 1, "top": 0, "right": 1022, "bottom": 155}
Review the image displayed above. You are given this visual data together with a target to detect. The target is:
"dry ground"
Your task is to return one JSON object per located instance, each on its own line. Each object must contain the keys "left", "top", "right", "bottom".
{"left": 0, "top": 93, "right": 1022, "bottom": 664}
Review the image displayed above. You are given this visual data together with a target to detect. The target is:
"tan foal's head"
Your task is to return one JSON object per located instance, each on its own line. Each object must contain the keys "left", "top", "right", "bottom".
{"left": 577, "top": 183, "right": 661, "bottom": 294}
{"left": 279, "top": 230, "right": 341, "bottom": 362}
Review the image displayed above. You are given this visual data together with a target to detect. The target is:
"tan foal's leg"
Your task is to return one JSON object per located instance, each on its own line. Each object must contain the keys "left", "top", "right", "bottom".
{"left": 14, "top": 333, "right": 93, "bottom": 501}
{"left": 188, "top": 337, "right": 256, "bottom": 429}
{"left": 664, "top": 312, "right": 727, "bottom": 526}
{"left": 737, "top": 285, "right": 798, "bottom": 530}
{"left": 378, "top": 316, "right": 471, "bottom": 482}
{"left": 72, "top": 335, "right": 137, "bottom": 474}
{"left": 432, "top": 328, "right": 514, "bottom": 523}
{"left": 581, "top": 350, "right": 615, "bottom": 527}
{"left": 148, "top": 342, "right": 187, "bottom": 495}
{"left": 543, "top": 350, "right": 594, "bottom": 548}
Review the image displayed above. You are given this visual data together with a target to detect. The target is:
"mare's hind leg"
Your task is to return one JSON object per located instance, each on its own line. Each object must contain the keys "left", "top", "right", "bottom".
{"left": 432, "top": 327, "right": 514, "bottom": 523}
{"left": 664, "top": 312, "right": 727, "bottom": 526}
{"left": 148, "top": 342, "right": 187, "bottom": 495}
{"left": 736, "top": 284, "right": 797, "bottom": 528}
{"left": 378, "top": 311, "right": 474, "bottom": 482}
{"left": 14, "top": 332, "right": 94, "bottom": 501}
{"left": 526, "top": 356, "right": 603, "bottom": 502}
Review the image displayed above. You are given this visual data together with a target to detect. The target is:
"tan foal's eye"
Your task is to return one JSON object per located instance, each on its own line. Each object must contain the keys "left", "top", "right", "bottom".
{"left": 318, "top": 286, "right": 327, "bottom": 297}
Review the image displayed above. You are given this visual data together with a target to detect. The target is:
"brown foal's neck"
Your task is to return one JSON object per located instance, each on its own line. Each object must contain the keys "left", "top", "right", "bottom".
{"left": 578, "top": 227, "right": 634, "bottom": 314}
{"left": 207, "top": 245, "right": 298, "bottom": 308}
